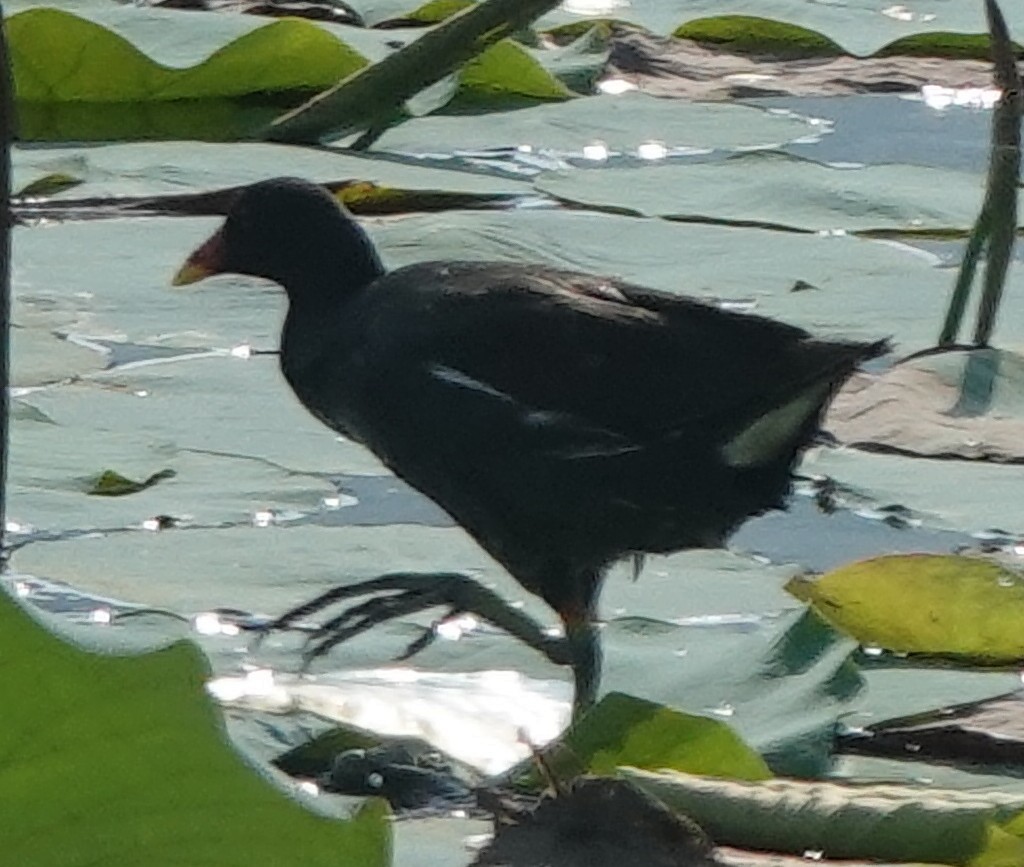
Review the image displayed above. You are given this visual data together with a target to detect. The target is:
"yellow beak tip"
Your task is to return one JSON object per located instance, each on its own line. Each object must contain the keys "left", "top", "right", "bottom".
{"left": 171, "top": 262, "right": 213, "bottom": 287}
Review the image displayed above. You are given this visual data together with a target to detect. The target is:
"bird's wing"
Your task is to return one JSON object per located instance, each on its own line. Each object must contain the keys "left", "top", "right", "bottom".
{"left": 362, "top": 262, "right": 877, "bottom": 453}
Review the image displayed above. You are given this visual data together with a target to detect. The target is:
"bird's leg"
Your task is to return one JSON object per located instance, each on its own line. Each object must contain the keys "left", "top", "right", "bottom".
{"left": 548, "top": 568, "right": 604, "bottom": 719}
{"left": 259, "top": 571, "right": 574, "bottom": 670}
{"left": 565, "top": 619, "right": 601, "bottom": 719}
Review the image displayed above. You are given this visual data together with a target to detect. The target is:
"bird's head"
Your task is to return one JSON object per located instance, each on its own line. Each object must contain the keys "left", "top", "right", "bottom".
{"left": 172, "top": 177, "right": 384, "bottom": 300}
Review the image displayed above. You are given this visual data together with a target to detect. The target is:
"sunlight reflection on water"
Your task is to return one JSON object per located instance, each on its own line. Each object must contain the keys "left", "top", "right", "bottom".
{"left": 209, "top": 667, "right": 570, "bottom": 776}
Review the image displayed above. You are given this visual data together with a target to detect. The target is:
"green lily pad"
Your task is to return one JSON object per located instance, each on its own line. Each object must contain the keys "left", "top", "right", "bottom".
{"left": 0, "top": 590, "right": 390, "bottom": 865}
{"left": 381, "top": 0, "right": 476, "bottom": 26}
{"left": 8, "top": 9, "right": 368, "bottom": 102}
{"left": 449, "top": 39, "right": 574, "bottom": 107}
{"left": 540, "top": 692, "right": 772, "bottom": 782}
{"left": 875, "top": 31, "right": 1022, "bottom": 61}
{"left": 788, "top": 554, "right": 1024, "bottom": 662}
{"left": 6, "top": 6, "right": 569, "bottom": 140}
{"left": 673, "top": 15, "right": 845, "bottom": 58}
{"left": 85, "top": 467, "right": 177, "bottom": 497}
{"left": 670, "top": 14, "right": 1022, "bottom": 62}
{"left": 622, "top": 766, "right": 1024, "bottom": 864}
{"left": 993, "top": 813, "right": 1024, "bottom": 865}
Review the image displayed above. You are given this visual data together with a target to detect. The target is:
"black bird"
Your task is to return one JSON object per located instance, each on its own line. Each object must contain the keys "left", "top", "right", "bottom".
{"left": 173, "top": 177, "right": 887, "bottom": 718}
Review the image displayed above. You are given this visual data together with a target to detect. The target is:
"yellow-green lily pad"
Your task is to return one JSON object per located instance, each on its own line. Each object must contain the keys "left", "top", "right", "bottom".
{"left": 788, "top": 554, "right": 1024, "bottom": 663}
{"left": 535, "top": 692, "right": 771, "bottom": 784}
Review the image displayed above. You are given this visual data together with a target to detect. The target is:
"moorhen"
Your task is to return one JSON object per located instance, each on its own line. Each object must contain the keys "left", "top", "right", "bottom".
{"left": 173, "top": 177, "right": 887, "bottom": 717}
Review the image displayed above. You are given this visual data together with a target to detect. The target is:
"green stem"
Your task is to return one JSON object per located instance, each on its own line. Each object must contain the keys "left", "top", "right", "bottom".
{"left": 939, "top": 0, "right": 1021, "bottom": 349}
{"left": 938, "top": 211, "right": 988, "bottom": 346}
{"left": 0, "top": 0, "right": 13, "bottom": 566}
{"left": 974, "top": 0, "right": 1022, "bottom": 345}
{"left": 265, "top": 0, "right": 563, "bottom": 144}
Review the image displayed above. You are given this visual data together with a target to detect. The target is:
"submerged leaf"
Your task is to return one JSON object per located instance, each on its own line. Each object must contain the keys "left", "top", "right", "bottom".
{"left": 788, "top": 554, "right": 1024, "bottom": 662}
{"left": 15, "top": 171, "right": 83, "bottom": 197}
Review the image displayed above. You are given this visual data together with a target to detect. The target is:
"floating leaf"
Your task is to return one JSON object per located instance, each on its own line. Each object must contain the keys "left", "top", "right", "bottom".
{"left": 827, "top": 348, "right": 1024, "bottom": 463}
{"left": 537, "top": 692, "right": 771, "bottom": 783}
{"left": 85, "top": 468, "right": 177, "bottom": 496}
{"left": 7, "top": 9, "right": 368, "bottom": 102}
{"left": 16, "top": 99, "right": 285, "bottom": 143}
{"left": 334, "top": 181, "right": 521, "bottom": 214}
{"left": 543, "top": 19, "right": 623, "bottom": 45}
{"left": 382, "top": 0, "right": 476, "bottom": 26}
{"left": 991, "top": 812, "right": 1024, "bottom": 865}
{"left": 451, "top": 39, "right": 574, "bottom": 108}
{"left": 622, "top": 767, "right": 1024, "bottom": 864}
{"left": 534, "top": 152, "right": 990, "bottom": 235}
{"left": 787, "top": 554, "right": 1024, "bottom": 662}
{"left": 876, "top": 31, "right": 1022, "bottom": 60}
{"left": 673, "top": 16, "right": 845, "bottom": 59}
{"left": 6, "top": 7, "right": 570, "bottom": 141}
{"left": 0, "top": 591, "right": 390, "bottom": 865}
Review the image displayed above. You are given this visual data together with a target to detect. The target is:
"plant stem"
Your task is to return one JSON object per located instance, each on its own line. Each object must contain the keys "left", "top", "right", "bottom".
{"left": 938, "top": 211, "right": 988, "bottom": 345}
{"left": 264, "top": 0, "right": 563, "bottom": 144}
{"left": 0, "top": 1, "right": 14, "bottom": 566}
{"left": 937, "top": 0, "right": 1021, "bottom": 348}
{"left": 973, "top": 0, "right": 1022, "bottom": 346}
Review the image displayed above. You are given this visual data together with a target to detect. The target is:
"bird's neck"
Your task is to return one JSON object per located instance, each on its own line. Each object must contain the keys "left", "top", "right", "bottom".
{"left": 278, "top": 251, "right": 380, "bottom": 408}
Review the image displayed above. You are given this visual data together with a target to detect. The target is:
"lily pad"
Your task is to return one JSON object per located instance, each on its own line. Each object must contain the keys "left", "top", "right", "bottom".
{"left": 374, "top": 90, "right": 819, "bottom": 158}
{"left": 673, "top": 16, "right": 844, "bottom": 58}
{"left": 622, "top": 766, "right": 1024, "bottom": 864}
{"left": 534, "top": 151, "right": 993, "bottom": 234}
{"left": 452, "top": 38, "right": 573, "bottom": 107}
{"left": 0, "top": 589, "right": 390, "bottom": 865}
{"left": 85, "top": 467, "right": 177, "bottom": 496}
{"left": 8, "top": 9, "right": 368, "bottom": 102}
{"left": 545, "top": 692, "right": 772, "bottom": 782}
{"left": 828, "top": 349, "right": 1024, "bottom": 463}
{"left": 606, "top": 27, "right": 997, "bottom": 100}
{"left": 787, "top": 553, "right": 1024, "bottom": 662}
{"left": 379, "top": 0, "right": 475, "bottom": 27}
{"left": 837, "top": 693, "right": 1024, "bottom": 769}
{"left": 6, "top": 6, "right": 570, "bottom": 140}
{"left": 876, "top": 30, "right": 1018, "bottom": 60}
{"left": 12, "top": 140, "right": 530, "bottom": 200}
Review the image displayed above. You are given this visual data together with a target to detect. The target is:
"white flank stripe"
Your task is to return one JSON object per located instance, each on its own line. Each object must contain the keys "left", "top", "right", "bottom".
{"left": 429, "top": 364, "right": 514, "bottom": 401}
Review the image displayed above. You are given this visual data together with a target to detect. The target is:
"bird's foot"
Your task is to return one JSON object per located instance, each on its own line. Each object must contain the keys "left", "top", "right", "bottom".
{"left": 257, "top": 571, "right": 573, "bottom": 670}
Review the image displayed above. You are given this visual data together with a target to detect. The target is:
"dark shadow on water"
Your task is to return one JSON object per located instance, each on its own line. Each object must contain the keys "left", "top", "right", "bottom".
{"left": 732, "top": 495, "right": 963, "bottom": 573}
{"left": 318, "top": 473, "right": 966, "bottom": 574}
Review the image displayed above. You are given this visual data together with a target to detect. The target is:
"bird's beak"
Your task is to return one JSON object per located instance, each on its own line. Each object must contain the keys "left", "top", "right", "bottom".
{"left": 172, "top": 227, "right": 226, "bottom": 286}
